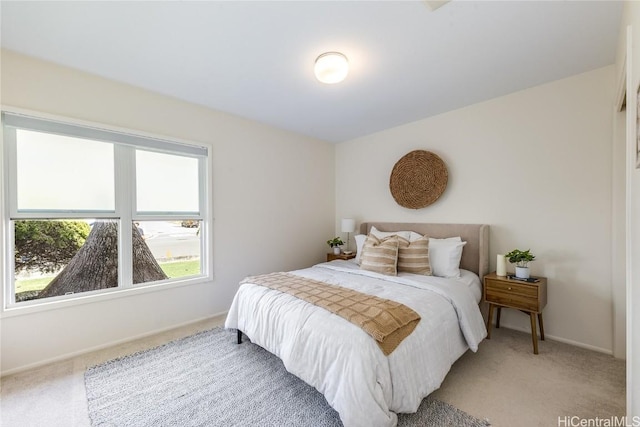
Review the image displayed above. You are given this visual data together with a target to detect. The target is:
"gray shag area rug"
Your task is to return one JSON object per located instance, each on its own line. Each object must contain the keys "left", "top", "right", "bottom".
{"left": 85, "top": 327, "right": 490, "bottom": 427}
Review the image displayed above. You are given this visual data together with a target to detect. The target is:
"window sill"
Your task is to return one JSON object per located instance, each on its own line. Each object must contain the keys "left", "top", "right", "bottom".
{"left": 1, "top": 275, "right": 212, "bottom": 319}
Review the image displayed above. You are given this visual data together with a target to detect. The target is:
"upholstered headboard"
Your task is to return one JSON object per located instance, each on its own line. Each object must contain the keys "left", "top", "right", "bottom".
{"left": 359, "top": 222, "right": 490, "bottom": 279}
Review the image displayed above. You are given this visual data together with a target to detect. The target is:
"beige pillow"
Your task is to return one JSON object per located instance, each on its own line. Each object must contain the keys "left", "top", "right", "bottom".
{"left": 397, "top": 236, "right": 432, "bottom": 275}
{"left": 360, "top": 234, "right": 399, "bottom": 276}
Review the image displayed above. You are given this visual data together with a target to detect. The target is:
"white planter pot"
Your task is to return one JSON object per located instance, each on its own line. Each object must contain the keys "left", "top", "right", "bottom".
{"left": 515, "top": 266, "right": 530, "bottom": 279}
{"left": 333, "top": 247, "right": 341, "bottom": 255}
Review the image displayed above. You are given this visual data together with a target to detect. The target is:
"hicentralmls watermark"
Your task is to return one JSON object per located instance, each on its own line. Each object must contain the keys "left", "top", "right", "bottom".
{"left": 558, "top": 416, "right": 640, "bottom": 427}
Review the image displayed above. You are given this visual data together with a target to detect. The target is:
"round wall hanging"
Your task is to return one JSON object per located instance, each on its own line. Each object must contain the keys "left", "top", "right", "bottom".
{"left": 389, "top": 150, "right": 448, "bottom": 209}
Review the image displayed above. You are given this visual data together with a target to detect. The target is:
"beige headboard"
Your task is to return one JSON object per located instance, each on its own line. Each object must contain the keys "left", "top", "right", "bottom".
{"left": 360, "top": 222, "right": 490, "bottom": 279}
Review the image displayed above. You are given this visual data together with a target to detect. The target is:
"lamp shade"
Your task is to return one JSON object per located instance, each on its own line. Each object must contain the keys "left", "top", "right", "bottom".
{"left": 341, "top": 218, "right": 356, "bottom": 233}
{"left": 314, "top": 52, "right": 349, "bottom": 84}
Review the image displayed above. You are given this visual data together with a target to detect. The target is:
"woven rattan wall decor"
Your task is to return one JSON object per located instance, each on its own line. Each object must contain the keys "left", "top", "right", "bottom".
{"left": 389, "top": 150, "right": 448, "bottom": 209}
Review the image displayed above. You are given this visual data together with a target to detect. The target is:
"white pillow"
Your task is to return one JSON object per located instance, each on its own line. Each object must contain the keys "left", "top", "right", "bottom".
{"left": 432, "top": 236, "right": 462, "bottom": 242}
{"left": 354, "top": 234, "right": 367, "bottom": 264}
{"left": 428, "top": 237, "right": 466, "bottom": 278}
{"left": 371, "top": 228, "right": 424, "bottom": 242}
{"left": 370, "top": 226, "right": 410, "bottom": 241}
{"left": 408, "top": 231, "right": 424, "bottom": 242}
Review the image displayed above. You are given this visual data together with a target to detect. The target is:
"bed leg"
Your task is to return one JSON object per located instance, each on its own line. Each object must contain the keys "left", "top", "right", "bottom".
{"left": 237, "top": 329, "right": 242, "bottom": 344}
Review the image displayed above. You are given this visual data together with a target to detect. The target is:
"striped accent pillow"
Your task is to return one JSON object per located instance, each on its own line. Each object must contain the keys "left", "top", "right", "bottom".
{"left": 360, "top": 234, "right": 399, "bottom": 276}
{"left": 397, "top": 236, "right": 432, "bottom": 275}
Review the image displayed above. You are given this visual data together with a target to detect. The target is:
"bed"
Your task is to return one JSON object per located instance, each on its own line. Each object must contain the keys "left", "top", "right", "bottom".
{"left": 225, "top": 222, "right": 489, "bottom": 427}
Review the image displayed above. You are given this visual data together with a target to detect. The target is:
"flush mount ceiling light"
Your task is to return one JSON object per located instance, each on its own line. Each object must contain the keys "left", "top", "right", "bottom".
{"left": 314, "top": 52, "right": 349, "bottom": 84}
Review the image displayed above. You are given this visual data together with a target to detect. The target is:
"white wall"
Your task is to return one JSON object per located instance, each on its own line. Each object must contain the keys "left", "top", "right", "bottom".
{"left": 336, "top": 66, "right": 616, "bottom": 353}
{"left": 616, "top": 1, "right": 640, "bottom": 418}
{"left": 0, "top": 50, "right": 336, "bottom": 374}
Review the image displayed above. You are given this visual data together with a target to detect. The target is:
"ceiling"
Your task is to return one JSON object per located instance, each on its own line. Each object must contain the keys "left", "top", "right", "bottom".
{"left": 0, "top": 1, "right": 623, "bottom": 143}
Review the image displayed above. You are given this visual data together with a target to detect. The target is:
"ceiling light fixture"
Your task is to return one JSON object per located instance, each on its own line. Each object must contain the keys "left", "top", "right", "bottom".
{"left": 314, "top": 52, "right": 349, "bottom": 84}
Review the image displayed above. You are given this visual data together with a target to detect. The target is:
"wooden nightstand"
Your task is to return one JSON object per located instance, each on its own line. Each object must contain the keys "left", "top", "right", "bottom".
{"left": 483, "top": 272, "right": 548, "bottom": 354}
{"left": 327, "top": 253, "right": 356, "bottom": 262}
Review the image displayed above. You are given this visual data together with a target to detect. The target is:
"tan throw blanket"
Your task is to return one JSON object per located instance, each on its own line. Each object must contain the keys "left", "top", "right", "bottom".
{"left": 241, "top": 272, "right": 421, "bottom": 356}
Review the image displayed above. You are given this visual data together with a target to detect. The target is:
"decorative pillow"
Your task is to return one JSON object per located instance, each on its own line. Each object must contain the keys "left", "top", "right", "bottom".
{"left": 397, "top": 236, "right": 432, "bottom": 275}
{"left": 428, "top": 238, "right": 466, "bottom": 278}
{"left": 354, "top": 234, "right": 367, "bottom": 264}
{"left": 369, "top": 226, "right": 411, "bottom": 241}
{"left": 360, "top": 234, "right": 399, "bottom": 276}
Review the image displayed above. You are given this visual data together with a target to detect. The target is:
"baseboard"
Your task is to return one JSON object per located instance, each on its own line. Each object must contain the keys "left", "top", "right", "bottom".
{"left": 492, "top": 323, "right": 613, "bottom": 355}
{"left": 1, "top": 311, "right": 228, "bottom": 377}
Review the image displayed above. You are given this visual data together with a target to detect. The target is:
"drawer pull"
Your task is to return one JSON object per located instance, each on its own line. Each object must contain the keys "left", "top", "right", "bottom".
{"left": 508, "top": 287, "right": 512, "bottom": 290}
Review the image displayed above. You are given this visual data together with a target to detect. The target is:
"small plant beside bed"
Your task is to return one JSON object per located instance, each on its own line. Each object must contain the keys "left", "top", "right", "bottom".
{"left": 327, "top": 237, "right": 344, "bottom": 255}
{"left": 504, "top": 248, "right": 536, "bottom": 279}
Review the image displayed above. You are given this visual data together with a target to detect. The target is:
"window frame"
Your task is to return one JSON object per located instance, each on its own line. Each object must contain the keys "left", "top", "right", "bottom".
{"left": 1, "top": 109, "right": 212, "bottom": 313}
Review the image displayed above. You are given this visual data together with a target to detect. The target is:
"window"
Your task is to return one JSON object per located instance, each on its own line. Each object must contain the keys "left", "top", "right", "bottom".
{"left": 3, "top": 112, "right": 210, "bottom": 307}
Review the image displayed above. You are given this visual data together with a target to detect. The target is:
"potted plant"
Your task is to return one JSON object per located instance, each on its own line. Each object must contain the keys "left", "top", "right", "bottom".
{"left": 327, "top": 237, "right": 344, "bottom": 255}
{"left": 504, "top": 249, "right": 536, "bottom": 279}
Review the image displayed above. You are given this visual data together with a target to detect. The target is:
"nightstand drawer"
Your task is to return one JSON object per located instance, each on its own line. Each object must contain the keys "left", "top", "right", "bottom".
{"left": 485, "top": 288, "right": 540, "bottom": 311}
{"left": 485, "top": 279, "right": 538, "bottom": 298}
{"left": 483, "top": 272, "right": 548, "bottom": 354}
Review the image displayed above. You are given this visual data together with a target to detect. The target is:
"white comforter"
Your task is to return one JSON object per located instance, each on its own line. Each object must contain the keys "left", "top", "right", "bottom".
{"left": 225, "top": 260, "right": 487, "bottom": 427}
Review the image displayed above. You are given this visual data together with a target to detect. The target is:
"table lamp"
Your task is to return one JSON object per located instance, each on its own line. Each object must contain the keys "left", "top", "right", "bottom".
{"left": 341, "top": 218, "right": 356, "bottom": 252}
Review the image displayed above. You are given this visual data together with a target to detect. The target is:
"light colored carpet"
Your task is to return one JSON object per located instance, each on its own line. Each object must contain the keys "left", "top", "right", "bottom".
{"left": 0, "top": 316, "right": 626, "bottom": 427}
{"left": 431, "top": 325, "right": 626, "bottom": 426}
{"left": 84, "top": 327, "right": 490, "bottom": 426}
